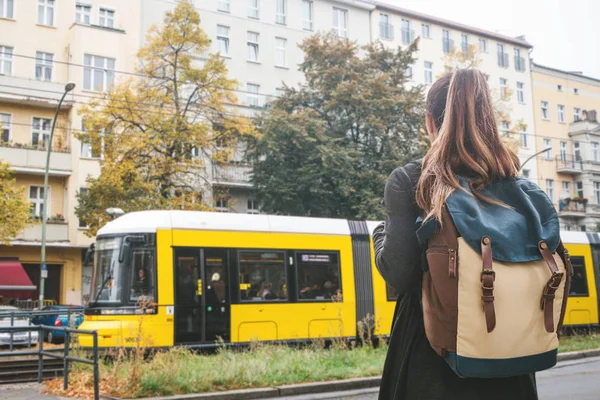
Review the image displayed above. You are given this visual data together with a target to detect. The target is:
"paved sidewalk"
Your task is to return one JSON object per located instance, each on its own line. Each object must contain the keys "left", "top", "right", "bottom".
{"left": 0, "top": 383, "right": 71, "bottom": 400}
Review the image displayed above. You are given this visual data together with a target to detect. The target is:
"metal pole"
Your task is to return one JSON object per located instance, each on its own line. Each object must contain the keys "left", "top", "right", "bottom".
{"left": 39, "top": 82, "right": 75, "bottom": 307}
{"left": 519, "top": 147, "right": 552, "bottom": 173}
{"left": 38, "top": 326, "right": 44, "bottom": 383}
{"left": 63, "top": 330, "right": 70, "bottom": 390}
{"left": 93, "top": 332, "right": 99, "bottom": 400}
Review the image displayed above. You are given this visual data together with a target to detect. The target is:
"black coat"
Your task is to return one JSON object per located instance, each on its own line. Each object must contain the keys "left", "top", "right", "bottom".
{"left": 373, "top": 162, "right": 538, "bottom": 400}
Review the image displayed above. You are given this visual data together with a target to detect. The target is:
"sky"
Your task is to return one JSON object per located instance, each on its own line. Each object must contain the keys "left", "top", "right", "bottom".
{"left": 383, "top": 0, "right": 600, "bottom": 79}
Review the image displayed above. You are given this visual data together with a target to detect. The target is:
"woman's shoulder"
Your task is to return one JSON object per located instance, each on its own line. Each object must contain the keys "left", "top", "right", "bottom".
{"left": 388, "top": 160, "right": 422, "bottom": 187}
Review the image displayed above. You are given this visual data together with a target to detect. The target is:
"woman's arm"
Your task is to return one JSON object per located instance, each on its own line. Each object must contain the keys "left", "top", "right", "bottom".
{"left": 373, "top": 164, "right": 422, "bottom": 295}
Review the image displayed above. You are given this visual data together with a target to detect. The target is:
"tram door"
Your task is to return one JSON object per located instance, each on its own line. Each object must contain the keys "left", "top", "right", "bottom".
{"left": 174, "top": 248, "right": 230, "bottom": 344}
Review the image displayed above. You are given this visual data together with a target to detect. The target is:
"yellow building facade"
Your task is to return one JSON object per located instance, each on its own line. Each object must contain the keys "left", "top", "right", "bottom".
{"left": 0, "top": 0, "right": 141, "bottom": 305}
{"left": 532, "top": 64, "right": 600, "bottom": 231}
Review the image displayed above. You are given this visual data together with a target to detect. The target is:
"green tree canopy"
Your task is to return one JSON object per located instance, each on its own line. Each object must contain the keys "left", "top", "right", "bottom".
{"left": 76, "top": 1, "right": 255, "bottom": 236}
{"left": 250, "top": 33, "right": 426, "bottom": 220}
{"left": 0, "top": 162, "right": 33, "bottom": 244}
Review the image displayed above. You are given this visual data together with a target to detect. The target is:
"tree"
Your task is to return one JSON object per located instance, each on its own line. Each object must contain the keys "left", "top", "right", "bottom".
{"left": 0, "top": 162, "right": 33, "bottom": 244}
{"left": 76, "top": 1, "right": 255, "bottom": 236}
{"left": 250, "top": 33, "right": 426, "bottom": 220}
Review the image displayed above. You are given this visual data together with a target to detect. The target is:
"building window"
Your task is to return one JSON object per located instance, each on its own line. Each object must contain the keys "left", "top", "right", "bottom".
{"left": 461, "top": 34, "right": 468, "bottom": 55}
{"left": 29, "top": 186, "right": 48, "bottom": 218}
{"left": 442, "top": 30, "right": 452, "bottom": 54}
{"left": 76, "top": 3, "right": 91, "bottom": 25}
{"left": 38, "top": 0, "right": 55, "bottom": 26}
{"left": 296, "top": 252, "right": 342, "bottom": 301}
{"left": 35, "top": 52, "right": 53, "bottom": 81}
{"left": 500, "top": 121, "right": 510, "bottom": 136}
{"left": 514, "top": 48, "right": 525, "bottom": 72}
{"left": 275, "top": 37, "right": 287, "bottom": 67}
{"left": 406, "top": 64, "right": 413, "bottom": 79}
{"left": 595, "top": 183, "right": 600, "bottom": 204}
{"left": 303, "top": 1, "right": 313, "bottom": 30}
{"left": 78, "top": 188, "right": 89, "bottom": 227}
{"left": 215, "top": 197, "right": 229, "bottom": 211}
{"left": 80, "top": 122, "right": 103, "bottom": 159}
{"left": 247, "top": 199, "right": 259, "bottom": 214}
{"left": 0, "top": 113, "right": 10, "bottom": 142}
{"left": 560, "top": 141, "right": 567, "bottom": 161}
{"left": 217, "top": 0, "right": 230, "bottom": 13}
{"left": 380, "top": 14, "right": 393, "bottom": 40}
{"left": 332, "top": 7, "right": 348, "bottom": 38}
{"left": 276, "top": 0, "right": 286, "bottom": 25}
{"left": 541, "top": 101, "right": 549, "bottom": 120}
{"left": 239, "top": 251, "right": 286, "bottom": 301}
{"left": 84, "top": 54, "right": 115, "bottom": 92}
{"left": 99, "top": 7, "right": 115, "bottom": 28}
{"left": 558, "top": 104, "right": 565, "bottom": 123}
{"left": 520, "top": 129, "right": 528, "bottom": 148}
{"left": 573, "top": 141, "right": 581, "bottom": 161}
{"left": 546, "top": 179, "right": 554, "bottom": 202}
{"left": 246, "top": 83, "right": 260, "bottom": 107}
{"left": 593, "top": 142, "right": 600, "bottom": 162}
{"left": 516, "top": 82, "right": 524, "bottom": 104}
{"left": 499, "top": 78, "right": 508, "bottom": 98}
{"left": 401, "top": 19, "right": 413, "bottom": 45}
{"left": 217, "top": 25, "right": 230, "bottom": 56}
{"left": 247, "top": 31, "right": 259, "bottom": 62}
{"left": 478, "top": 38, "right": 487, "bottom": 53}
{"left": 497, "top": 43, "right": 508, "bottom": 67}
{"left": 576, "top": 181, "right": 584, "bottom": 198}
{"left": 574, "top": 88, "right": 579, "bottom": 95}
{"left": 0, "top": 0, "right": 14, "bottom": 19}
{"left": 32, "top": 117, "right": 51, "bottom": 148}
{"left": 248, "top": 0, "right": 259, "bottom": 19}
{"left": 424, "top": 61, "right": 433, "bottom": 84}
{"left": 574, "top": 107, "right": 581, "bottom": 121}
{"left": 522, "top": 169, "right": 530, "bottom": 179}
{"left": 0, "top": 45, "right": 12, "bottom": 75}
{"left": 421, "top": 23, "right": 431, "bottom": 39}
{"left": 562, "top": 181, "right": 571, "bottom": 198}
{"left": 557, "top": 84, "right": 563, "bottom": 91}
{"left": 543, "top": 138, "right": 552, "bottom": 160}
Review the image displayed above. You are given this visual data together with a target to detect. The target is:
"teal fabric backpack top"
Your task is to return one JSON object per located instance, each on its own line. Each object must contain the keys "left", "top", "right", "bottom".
{"left": 416, "top": 176, "right": 573, "bottom": 378}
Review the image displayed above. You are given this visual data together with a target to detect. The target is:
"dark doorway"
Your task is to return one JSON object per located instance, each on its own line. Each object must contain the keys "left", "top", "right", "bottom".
{"left": 23, "top": 264, "right": 61, "bottom": 303}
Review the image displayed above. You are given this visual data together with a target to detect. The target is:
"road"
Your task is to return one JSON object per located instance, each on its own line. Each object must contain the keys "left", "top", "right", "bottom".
{"left": 274, "top": 356, "right": 600, "bottom": 400}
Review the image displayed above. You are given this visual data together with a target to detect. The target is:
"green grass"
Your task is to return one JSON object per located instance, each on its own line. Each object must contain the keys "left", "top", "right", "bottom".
{"left": 559, "top": 334, "right": 600, "bottom": 353}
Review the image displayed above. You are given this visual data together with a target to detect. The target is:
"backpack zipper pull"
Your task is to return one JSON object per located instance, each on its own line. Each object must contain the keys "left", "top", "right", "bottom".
{"left": 449, "top": 249, "right": 457, "bottom": 277}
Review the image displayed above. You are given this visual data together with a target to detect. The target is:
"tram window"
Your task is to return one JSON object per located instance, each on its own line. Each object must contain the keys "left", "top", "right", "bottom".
{"left": 239, "top": 251, "right": 287, "bottom": 301}
{"left": 296, "top": 252, "right": 342, "bottom": 301}
{"left": 386, "top": 284, "right": 399, "bottom": 302}
{"left": 130, "top": 249, "right": 156, "bottom": 303}
{"left": 569, "top": 256, "right": 589, "bottom": 296}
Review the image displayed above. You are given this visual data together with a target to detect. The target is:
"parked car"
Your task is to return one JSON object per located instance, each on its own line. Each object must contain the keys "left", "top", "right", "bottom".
{"left": 0, "top": 306, "right": 39, "bottom": 347}
{"left": 31, "top": 305, "right": 84, "bottom": 344}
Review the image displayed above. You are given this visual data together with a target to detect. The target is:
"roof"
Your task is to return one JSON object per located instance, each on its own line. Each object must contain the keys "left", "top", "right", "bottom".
{"left": 98, "top": 210, "right": 352, "bottom": 236}
{"left": 374, "top": 1, "right": 533, "bottom": 48}
{"left": 532, "top": 63, "right": 600, "bottom": 84}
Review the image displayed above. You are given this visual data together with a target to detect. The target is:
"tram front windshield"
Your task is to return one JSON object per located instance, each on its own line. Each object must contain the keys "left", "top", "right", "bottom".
{"left": 89, "top": 235, "right": 156, "bottom": 307}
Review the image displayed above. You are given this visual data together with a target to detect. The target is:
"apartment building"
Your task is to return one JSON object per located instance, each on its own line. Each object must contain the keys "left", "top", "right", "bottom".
{"left": 373, "top": 2, "right": 538, "bottom": 181}
{"left": 532, "top": 64, "right": 600, "bottom": 231}
{"left": 140, "top": 0, "right": 375, "bottom": 214}
{"left": 0, "top": 0, "right": 141, "bottom": 304}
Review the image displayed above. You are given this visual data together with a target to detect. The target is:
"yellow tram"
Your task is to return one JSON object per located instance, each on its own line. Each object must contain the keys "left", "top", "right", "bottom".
{"left": 78, "top": 211, "right": 599, "bottom": 349}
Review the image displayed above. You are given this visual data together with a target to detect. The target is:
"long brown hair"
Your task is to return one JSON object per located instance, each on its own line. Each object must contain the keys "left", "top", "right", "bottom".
{"left": 416, "top": 69, "right": 521, "bottom": 223}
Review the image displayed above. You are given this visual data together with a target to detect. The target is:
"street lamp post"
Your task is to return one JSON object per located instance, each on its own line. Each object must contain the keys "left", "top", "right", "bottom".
{"left": 519, "top": 147, "right": 552, "bottom": 174}
{"left": 39, "top": 82, "right": 76, "bottom": 308}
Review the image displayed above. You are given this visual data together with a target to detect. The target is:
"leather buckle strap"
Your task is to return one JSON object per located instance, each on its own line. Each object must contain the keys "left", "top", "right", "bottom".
{"left": 480, "top": 236, "right": 496, "bottom": 333}
{"left": 538, "top": 241, "right": 564, "bottom": 333}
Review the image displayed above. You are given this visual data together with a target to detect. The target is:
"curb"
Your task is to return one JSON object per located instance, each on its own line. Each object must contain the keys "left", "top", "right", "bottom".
{"left": 100, "top": 349, "right": 600, "bottom": 400}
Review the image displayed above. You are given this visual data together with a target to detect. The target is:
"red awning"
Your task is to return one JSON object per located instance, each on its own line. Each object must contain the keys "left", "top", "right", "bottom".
{"left": 0, "top": 258, "right": 36, "bottom": 300}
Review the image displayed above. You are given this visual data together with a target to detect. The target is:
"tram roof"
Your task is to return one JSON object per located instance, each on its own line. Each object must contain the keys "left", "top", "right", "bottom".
{"left": 97, "top": 210, "right": 354, "bottom": 236}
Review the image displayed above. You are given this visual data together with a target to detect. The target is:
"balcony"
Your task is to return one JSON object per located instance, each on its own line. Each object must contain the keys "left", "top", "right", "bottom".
{"left": 212, "top": 163, "right": 253, "bottom": 188}
{"left": 0, "top": 75, "right": 75, "bottom": 110}
{"left": 515, "top": 56, "right": 526, "bottom": 72}
{"left": 556, "top": 155, "right": 582, "bottom": 175}
{"left": 558, "top": 199, "right": 586, "bottom": 219}
{"left": 17, "top": 221, "right": 69, "bottom": 243}
{"left": 442, "top": 38, "right": 454, "bottom": 54}
{"left": 401, "top": 29, "right": 415, "bottom": 45}
{"left": 0, "top": 144, "right": 72, "bottom": 176}
{"left": 497, "top": 52, "right": 509, "bottom": 68}
{"left": 379, "top": 22, "right": 394, "bottom": 40}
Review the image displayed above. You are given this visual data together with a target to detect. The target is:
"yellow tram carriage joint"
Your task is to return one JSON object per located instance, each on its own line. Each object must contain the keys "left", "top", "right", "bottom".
{"left": 78, "top": 211, "right": 600, "bottom": 350}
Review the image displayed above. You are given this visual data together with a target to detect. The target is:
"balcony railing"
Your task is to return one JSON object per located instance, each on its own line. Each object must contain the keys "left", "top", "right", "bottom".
{"left": 442, "top": 38, "right": 454, "bottom": 54}
{"left": 497, "top": 52, "right": 509, "bottom": 68}
{"left": 515, "top": 56, "right": 526, "bottom": 72}
{"left": 556, "top": 155, "right": 583, "bottom": 174}
{"left": 401, "top": 29, "right": 415, "bottom": 45}
{"left": 559, "top": 199, "right": 586, "bottom": 218}
{"left": 379, "top": 22, "right": 394, "bottom": 40}
{"left": 0, "top": 144, "right": 71, "bottom": 176}
{"left": 212, "top": 163, "right": 253, "bottom": 188}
